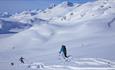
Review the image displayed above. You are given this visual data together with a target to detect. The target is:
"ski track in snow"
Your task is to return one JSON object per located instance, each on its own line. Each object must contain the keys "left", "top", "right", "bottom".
{"left": 1, "top": 58, "right": 115, "bottom": 70}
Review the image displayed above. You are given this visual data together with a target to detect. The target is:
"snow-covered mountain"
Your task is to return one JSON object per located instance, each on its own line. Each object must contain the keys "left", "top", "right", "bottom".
{"left": 0, "top": 12, "right": 11, "bottom": 18}
{"left": 8, "top": 0, "right": 115, "bottom": 25}
{"left": 0, "top": 19, "right": 32, "bottom": 34}
{"left": 9, "top": 10, "right": 41, "bottom": 24}
{"left": 34, "top": 1, "right": 74, "bottom": 20}
{"left": 9, "top": 1, "right": 75, "bottom": 23}
{"left": 0, "top": 0, "right": 115, "bottom": 70}
{"left": 50, "top": 0, "right": 115, "bottom": 24}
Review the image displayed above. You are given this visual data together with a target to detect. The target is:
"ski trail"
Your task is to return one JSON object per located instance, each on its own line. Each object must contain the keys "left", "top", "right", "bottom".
{"left": 70, "top": 58, "right": 115, "bottom": 67}
{"left": 27, "top": 58, "right": 115, "bottom": 70}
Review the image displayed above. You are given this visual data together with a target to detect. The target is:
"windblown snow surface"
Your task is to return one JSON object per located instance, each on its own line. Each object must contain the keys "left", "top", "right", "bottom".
{"left": 0, "top": 0, "right": 115, "bottom": 70}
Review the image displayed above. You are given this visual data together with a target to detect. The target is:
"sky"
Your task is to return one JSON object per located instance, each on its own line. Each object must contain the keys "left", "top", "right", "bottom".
{"left": 0, "top": 0, "right": 96, "bottom": 14}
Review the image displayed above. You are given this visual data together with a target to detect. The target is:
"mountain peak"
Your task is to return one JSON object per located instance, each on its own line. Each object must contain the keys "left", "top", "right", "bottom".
{"left": 97, "top": 0, "right": 113, "bottom": 2}
{"left": 48, "top": 4, "right": 56, "bottom": 9}
{"left": 0, "top": 12, "right": 11, "bottom": 18}
{"left": 60, "top": 1, "right": 74, "bottom": 7}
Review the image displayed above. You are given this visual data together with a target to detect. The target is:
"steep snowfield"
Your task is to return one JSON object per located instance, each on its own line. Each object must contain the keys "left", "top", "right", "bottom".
{"left": 0, "top": 0, "right": 115, "bottom": 70}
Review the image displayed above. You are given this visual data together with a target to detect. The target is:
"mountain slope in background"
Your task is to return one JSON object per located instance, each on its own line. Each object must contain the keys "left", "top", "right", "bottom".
{"left": 50, "top": 0, "right": 115, "bottom": 24}
{"left": 0, "top": 19, "right": 32, "bottom": 34}
{"left": 9, "top": 1, "right": 75, "bottom": 23}
{"left": 0, "top": 12, "right": 11, "bottom": 18}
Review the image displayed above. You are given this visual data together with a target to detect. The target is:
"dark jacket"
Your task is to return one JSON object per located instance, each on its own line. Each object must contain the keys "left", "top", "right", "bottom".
{"left": 59, "top": 45, "right": 67, "bottom": 57}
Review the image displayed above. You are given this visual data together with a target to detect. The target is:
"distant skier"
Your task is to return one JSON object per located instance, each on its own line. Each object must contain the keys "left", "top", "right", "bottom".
{"left": 19, "top": 57, "right": 24, "bottom": 64}
{"left": 11, "top": 62, "right": 14, "bottom": 66}
{"left": 59, "top": 45, "right": 68, "bottom": 58}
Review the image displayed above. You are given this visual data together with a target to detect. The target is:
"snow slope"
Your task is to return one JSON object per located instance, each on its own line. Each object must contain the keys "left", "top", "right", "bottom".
{"left": 0, "top": 0, "right": 115, "bottom": 70}
{"left": 0, "top": 17, "right": 115, "bottom": 70}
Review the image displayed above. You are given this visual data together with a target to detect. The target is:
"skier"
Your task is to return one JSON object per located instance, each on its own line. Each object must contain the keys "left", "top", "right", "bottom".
{"left": 59, "top": 45, "right": 68, "bottom": 59}
{"left": 19, "top": 57, "right": 24, "bottom": 64}
{"left": 11, "top": 62, "right": 14, "bottom": 66}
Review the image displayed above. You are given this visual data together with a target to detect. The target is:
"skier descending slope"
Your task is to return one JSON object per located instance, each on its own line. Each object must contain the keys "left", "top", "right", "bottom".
{"left": 19, "top": 57, "right": 24, "bottom": 64}
{"left": 59, "top": 45, "right": 72, "bottom": 62}
{"left": 59, "top": 45, "right": 68, "bottom": 59}
{"left": 11, "top": 62, "right": 14, "bottom": 66}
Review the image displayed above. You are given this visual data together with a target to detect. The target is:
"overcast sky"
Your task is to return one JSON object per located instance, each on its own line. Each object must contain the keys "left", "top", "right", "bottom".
{"left": 0, "top": 0, "right": 95, "bottom": 14}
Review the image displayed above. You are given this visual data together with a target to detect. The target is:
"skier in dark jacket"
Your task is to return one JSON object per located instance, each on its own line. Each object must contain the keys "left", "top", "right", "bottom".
{"left": 59, "top": 45, "right": 68, "bottom": 58}
{"left": 19, "top": 57, "right": 24, "bottom": 64}
{"left": 11, "top": 62, "right": 14, "bottom": 66}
